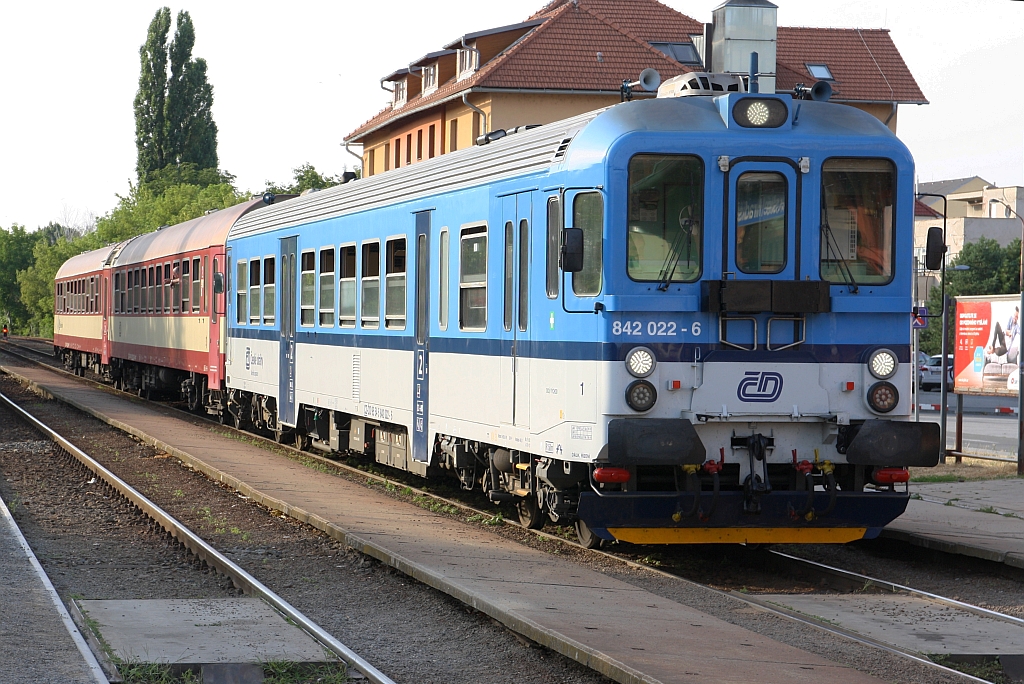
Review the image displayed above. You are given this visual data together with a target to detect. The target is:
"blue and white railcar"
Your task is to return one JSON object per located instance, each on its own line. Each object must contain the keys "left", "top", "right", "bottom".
{"left": 223, "top": 86, "right": 938, "bottom": 546}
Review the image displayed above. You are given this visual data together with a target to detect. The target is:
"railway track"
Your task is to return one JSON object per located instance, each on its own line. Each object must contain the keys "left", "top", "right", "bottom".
{"left": 2, "top": 339, "right": 1017, "bottom": 684}
{"left": 0, "top": 384, "right": 395, "bottom": 684}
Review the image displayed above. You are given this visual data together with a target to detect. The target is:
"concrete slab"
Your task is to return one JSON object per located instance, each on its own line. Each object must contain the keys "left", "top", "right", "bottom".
{"left": 77, "top": 598, "right": 329, "bottom": 666}
{"left": 756, "top": 594, "right": 1024, "bottom": 657}
{"left": 912, "top": 478, "right": 1024, "bottom": 516}
{"left": 2, "top": 358, "right": 884, "bottom": 684}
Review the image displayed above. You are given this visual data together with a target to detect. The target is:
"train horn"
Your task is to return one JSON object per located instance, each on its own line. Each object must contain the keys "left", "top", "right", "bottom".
{"left": 794, "top": 80, "right": 832, "bottom": 102}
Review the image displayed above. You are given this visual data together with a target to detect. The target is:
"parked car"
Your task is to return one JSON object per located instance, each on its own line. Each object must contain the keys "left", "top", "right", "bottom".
{"left": 919, "top": 354, "right": 953, "bottom": 392}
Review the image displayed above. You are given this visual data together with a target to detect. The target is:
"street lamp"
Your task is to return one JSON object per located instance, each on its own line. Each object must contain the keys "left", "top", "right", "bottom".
{"left": 988, "top": 197, "right": 1024, "bottom": 476}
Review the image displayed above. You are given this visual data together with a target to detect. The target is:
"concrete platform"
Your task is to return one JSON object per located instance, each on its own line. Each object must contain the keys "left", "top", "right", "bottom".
{"left": 0, "top": 357, "right": 884, "bottom": 683}
{"left": 77, "top": 598, "right": 330, "bottom": 667}
{"left": 756, "top": 594, "right": 1024, "bottom": 657}
{"left": 0, "top": 493, "right": 107, "bottom": 684}
{"left": 885, "top": 479, "right": 1024, "bottom": 569}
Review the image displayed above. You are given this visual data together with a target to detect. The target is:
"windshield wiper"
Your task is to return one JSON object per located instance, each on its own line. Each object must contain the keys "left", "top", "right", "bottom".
{"left": 820, "top": 191, "right": 859, "bottom": 294}
{"left": 657, "top": 218, "right": 698, "bottom": 291}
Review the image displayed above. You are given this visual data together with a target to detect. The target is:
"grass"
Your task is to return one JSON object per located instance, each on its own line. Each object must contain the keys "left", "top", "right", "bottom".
{"left": 979, "top": 505, "right": 1000, "bottom": 514}
{"left": 930, "top": 655, "right": 1009, "bottom": 683}
{"left": 911, "top": 474, "right": 962, "bottom": 483}
{"left": 263, "top": 660, "right": 351, "bottom": 683}
{"left": 5, "top": 492, "right": 21, "bottom": 514}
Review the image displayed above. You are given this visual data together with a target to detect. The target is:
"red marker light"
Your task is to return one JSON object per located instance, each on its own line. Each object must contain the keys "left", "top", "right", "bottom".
{"left": 842, "top": 381, "right": 855, "bottom": 392}
{"left": 873, "top": 467, "right": 909, "bottom": 484}
{"left": 593, "top": 467, "right": 631, "bottom": 483}
{"left": 667, "top": 379, "right": 682, "bottom": 390}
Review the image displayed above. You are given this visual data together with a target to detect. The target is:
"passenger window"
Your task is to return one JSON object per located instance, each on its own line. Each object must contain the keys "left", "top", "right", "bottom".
{"left": 385, "top": 238, "right": 406, "bottom": 329}
{"left": 438, "top": 230, "right": 449, "bottom": 330}
{"left": 627, "top": 155, "right": 703, "bottom": 283}
{"left": 263, "top": 258, "right": 276, "bottom": 325}
{"left": 736, "top": 172, "right": 786, "bottom": 274}
{"left": 171, "top": 262, "right": 180, "bottom": 313}
{"left": 249, "top": 258, "right": 261, "bottom": 324}
{"left": 820, "top": 158, "right": 895, "bottom": 285}
{"left": 339, "top": 245, "right": 356, "bottom": 328}
{"left": 155, "top": 265, "right": 162, "bottom": 312}
{"left": 519, "top": 219, "right": 529, "bottom": 331}
{"left": 164, "top": 264, "right": 171, "bottom": 313}
{"left": 361, "top": 242, "right": 380, "bottom": 329}
{"left": 546, "top": 197, "right": 560, "bottom": 298}
{"left": 573, "top": 193, "right": 603, "bottom": 296}
{"left": 300, "top": 251, "right": 315, "bottom": 326}
{"left": 459, "top": 227, "right": 487, "bottom": 330}
{"left": 192, "top": 257, "right": 201, "bottom": 312}
{"left": 319, "top": 248, "right": 335, "bottom": 327}
{"left": 202, "top": 256, "right": 208, "bottom": 314}
{"left": 235, "top": 261, "right": 246, "bottom": 324}
{"left": 503, "top": 221, "right": 514, "bottom": 331}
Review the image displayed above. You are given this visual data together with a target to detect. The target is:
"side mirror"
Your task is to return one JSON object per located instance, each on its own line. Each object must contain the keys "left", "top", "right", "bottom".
{"left": 562, "top": 228, "right": 584, "bottom": 273}
{"left": 925, "top": 226, "right": 945, "bottom": 271}
{"left": 213, "top": 272, "right": 225, "bottom": 294}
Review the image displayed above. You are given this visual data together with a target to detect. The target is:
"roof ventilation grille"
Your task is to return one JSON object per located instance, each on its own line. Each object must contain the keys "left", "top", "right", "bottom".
{"left": 657, "top": 72, "right": 746, "bottom": 98}
{"left": 552, "top": 137, "right": 573, "bottom": 162}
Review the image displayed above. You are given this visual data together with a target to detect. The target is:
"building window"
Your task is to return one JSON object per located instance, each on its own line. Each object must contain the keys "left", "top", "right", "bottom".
{"left": 457, "top": 48, "right": 478, "bottom": 79}
{"left": 236, "top": 260, "right": 246, "bottom": 324}
{"left": 428, "top": 125, "right": 436, "bottom": 159}
{"left": 263, "top": 258, "right": 276, "bottom": 325}
{"left": 573, "top": 193, "right": 603, "bottom": 296}
{"left": 459, "top": 227, "right": 487, "bottom": 330}
{"left": 300, "top": 251, "right": 315, "bottom": 326}
{"left": 394, "top": 138, "right": 401, "bottom": 169}
{"left": 319, "top": 247, "right": 335, "bottom": 327}
{"left": 393, "top": 79, "right": 406, "bottom": 106}
{"left": 806, "top": 64, "right": 833, "bottom": 80}
{"left": 649, "top": 42, "right": 702, "bottom": 65}
{"left": 384, "top": 142, "right": 391, "bottom": 172}
{"left": 416, "top": 129, "right": 423, "bottom": 161}
{"left": 361, "top": 241, "right": 380, "bottom": 329}
{"left": 406, "top": 133, "right": 412, "bottom": 165}
{"left": 367, "top": 148, "right": 375, "bottom": 177}
{"left": 450, "top": 119, "right": 458, "bottom": 153}
{"left": 385, "top": 238, "right": 406, "bottom": 329}
{"left": 339, "top": 245, "right": 356, "bottom": 327}
{"left": 439, "top": 229, "right": 449, "bottom": 329}
{"left": 422, "top": 63, "right": 438, "bottom": 93}
{"left": 249, "top": 258, "right": 261, "bottom": 324}
{"left": 192, "top": 257, "right": 201, "bottom": 312}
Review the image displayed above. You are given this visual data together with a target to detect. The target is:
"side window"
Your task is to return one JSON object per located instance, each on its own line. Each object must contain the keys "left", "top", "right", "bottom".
{"left": 154, "top": 265, "right": 162, "bottom": 313}
{"left": 202, "top": 256, "right": 208, "bottom": 314}
{"left": 235, "top": 260, "right": 246, "bottom": 324}
{"left": 180, "top": 260, "right": 190, "bottom": 312}
{"left": 339, "top": 245, "right": 356, "bottom": 328}
{"left": 141, "top": 268, "right": 148, "bottom": 313}
{"left": 386, "top": 238, "right": 406, "bottom": 329}
{"left": 459, "top": 227, "right": 487, "bottom": 331}
{"left": 361, "top": 241, "right": 380, "bottom": 329}
{"left": 263, "top": 258, "right": 276, "bottom": 325}
{"left": 519, "top": 218, "right": 529, "bottom": 332}
{"left": 249, "top": 258, "right": 261, "bottom": 324}
{"left": 439, "top": 229, "right": 449, "bottom": 330}
{"left": 172, "top": 261, "right": 180, "bottom": 313}
{"left": 572, "top": 193, "right": 603, "bottom": 296}
{"left": 191, "top": 257, "right": 201, "bottom": 312}
{"left": 163, "top": 264, "right": 171, "bottom": 313}
{"left": 546, "top": 197, "right": 560, "bottom": 298}
{"left": 148, "top": 267, "right": 155, "bottom": 313}
{"left": 319, "top": 247, "right": 335, "bottom": 327}
{"left": 503, "top": 222, "right": 514, "bottom": 331}
{"left": 300, "top": 251, "right": 315, "bottom": 326}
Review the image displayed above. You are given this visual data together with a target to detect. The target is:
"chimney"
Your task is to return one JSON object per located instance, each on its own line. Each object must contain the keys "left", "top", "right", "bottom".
{"left": 711, "top": 0, "right": 777, "bottom": 94}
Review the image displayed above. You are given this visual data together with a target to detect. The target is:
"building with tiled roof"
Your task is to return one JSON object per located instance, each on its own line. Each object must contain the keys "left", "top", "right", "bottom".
{"left": 346, "top": 0, "right": 926, "bottom": 177}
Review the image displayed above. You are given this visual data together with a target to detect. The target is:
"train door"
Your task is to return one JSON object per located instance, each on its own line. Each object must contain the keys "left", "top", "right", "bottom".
{"left": 725, "top": 160, "right": 799, "bottom": 347}
{"left": 411, "top": 211, "right": 431, "bottom": 465}
{"left": 101, "top": 270, "right": 110, "bottom": 364}
{"left": 498, "top": 193, "right": 533, "bottom": 429}
{"left": 279, "top": 236, "right": 298, "bottom": 427}
{"left": 209, "top": 255, "right": 223, "bottom": 384}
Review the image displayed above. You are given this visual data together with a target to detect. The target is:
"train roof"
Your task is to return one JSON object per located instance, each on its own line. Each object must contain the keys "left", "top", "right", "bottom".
{"left": 230, "top": 95, "right": 904, "bottom": 240}
{"left": 112, "top": 198, "right": 268, "bottom": 268}
{"left": 55, "top": 243, "right": 121, "bottom": 280}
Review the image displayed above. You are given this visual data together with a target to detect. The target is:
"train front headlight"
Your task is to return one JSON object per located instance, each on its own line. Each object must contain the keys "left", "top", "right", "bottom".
{"left": 625, "top": 346, "right": 656, "bottom": 378}
{"left": 625, "top": 380, "right": 657, "bottom": 412}
{"left": 868, "top": 348, "right": 898, "bottom": 380}
{"left": 867, "top": 381, "right": 899, "bottom": 413}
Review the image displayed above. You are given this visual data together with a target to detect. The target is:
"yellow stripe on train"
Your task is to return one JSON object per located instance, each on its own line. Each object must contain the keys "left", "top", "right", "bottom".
{"left": 607, "top": 527, "right": 868, "bottom": 545}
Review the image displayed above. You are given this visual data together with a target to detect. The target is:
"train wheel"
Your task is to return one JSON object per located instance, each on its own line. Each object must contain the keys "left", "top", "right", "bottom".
{"left": 293, "top": 431, "right": 310, "bottom": 451}
{"left": 517, "top": 496, "right": 545, "bottom": 530}
{"left": 574, "top": 518, "right": 602, "bottom": 549}
{"left": 232, "top": 411, "right": 245, "bottom": 431}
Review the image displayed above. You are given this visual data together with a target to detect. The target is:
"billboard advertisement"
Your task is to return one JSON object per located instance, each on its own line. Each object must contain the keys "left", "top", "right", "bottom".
{"left": 953, "top": 294, "right": 1020, "bottom": 396}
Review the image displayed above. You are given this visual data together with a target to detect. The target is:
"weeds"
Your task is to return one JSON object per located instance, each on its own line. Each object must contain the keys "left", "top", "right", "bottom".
{"left": 979, "top": 506, "right": 999, "bottom": 514}
{"left": 930, "top": 655, "right": 1008, "bottom": 683}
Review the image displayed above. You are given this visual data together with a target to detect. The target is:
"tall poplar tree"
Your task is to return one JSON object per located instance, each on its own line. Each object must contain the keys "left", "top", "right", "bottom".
{"left": 134, "top": 7, "right": 171, "bottom": 182}
{"left": 134, "top": 8, "right": 219, "bottom": 183}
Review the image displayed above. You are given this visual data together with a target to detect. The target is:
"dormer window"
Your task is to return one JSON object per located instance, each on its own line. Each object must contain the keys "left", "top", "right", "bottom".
{"left": 393, "top": 79, "right": 407, "bottom": 107}
{"left": 806, "top": 64, "right": 834, "bottom": 81}
{"left": 457, "top": 48, "right": 478, "bottom": 80}
{"left": 422, "top": 63, "right": 438, "bottom": 94}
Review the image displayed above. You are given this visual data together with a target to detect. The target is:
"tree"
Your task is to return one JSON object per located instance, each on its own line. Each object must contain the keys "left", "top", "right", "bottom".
{"left": 134, "top": 7, "right": 172, "bottom": 182}
{"left": 0, "top": 225, "right": 42, "bottom": 331}
{"left": 18, "top": 237, "right": 98, "bottom": 338}
{"left": 165, "top": 10, "right": 218, "bottom": 170}
{"left": 919, "top": 237, "right": 1022, "bottom": 355}
{"left": 36, "top": 221, "right": 84, "bottom": 246}
{"left": 264, "top": 163, "right": 344, "bottom": 195}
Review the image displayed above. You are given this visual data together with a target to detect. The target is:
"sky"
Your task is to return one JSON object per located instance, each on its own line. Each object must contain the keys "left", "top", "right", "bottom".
{"left": 1, "top": 0, "right": 1021, "bottom": 231}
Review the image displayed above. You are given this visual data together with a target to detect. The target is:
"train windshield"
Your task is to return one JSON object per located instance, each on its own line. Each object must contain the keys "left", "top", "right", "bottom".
{"left": 820, "top": 158, "right": 895, "bottom": 285}
{"left": 627, "top": 155, "right": 703, "bottom": 283}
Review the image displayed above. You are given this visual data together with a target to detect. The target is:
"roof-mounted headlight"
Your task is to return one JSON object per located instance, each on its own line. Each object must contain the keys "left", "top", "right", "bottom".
{"left": 868, "top": 349, "right": 898, "bottom": 380}
{"left": 625, "top": 346, "right": 656, "bottom": 378}
{"left": 733, "top": 98, "right": 788, "bottom": 128}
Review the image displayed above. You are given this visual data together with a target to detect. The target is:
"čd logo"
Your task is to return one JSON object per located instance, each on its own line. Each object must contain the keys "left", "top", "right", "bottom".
{"left": 737, "top": 371, "right": 783, "bottom": 402}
